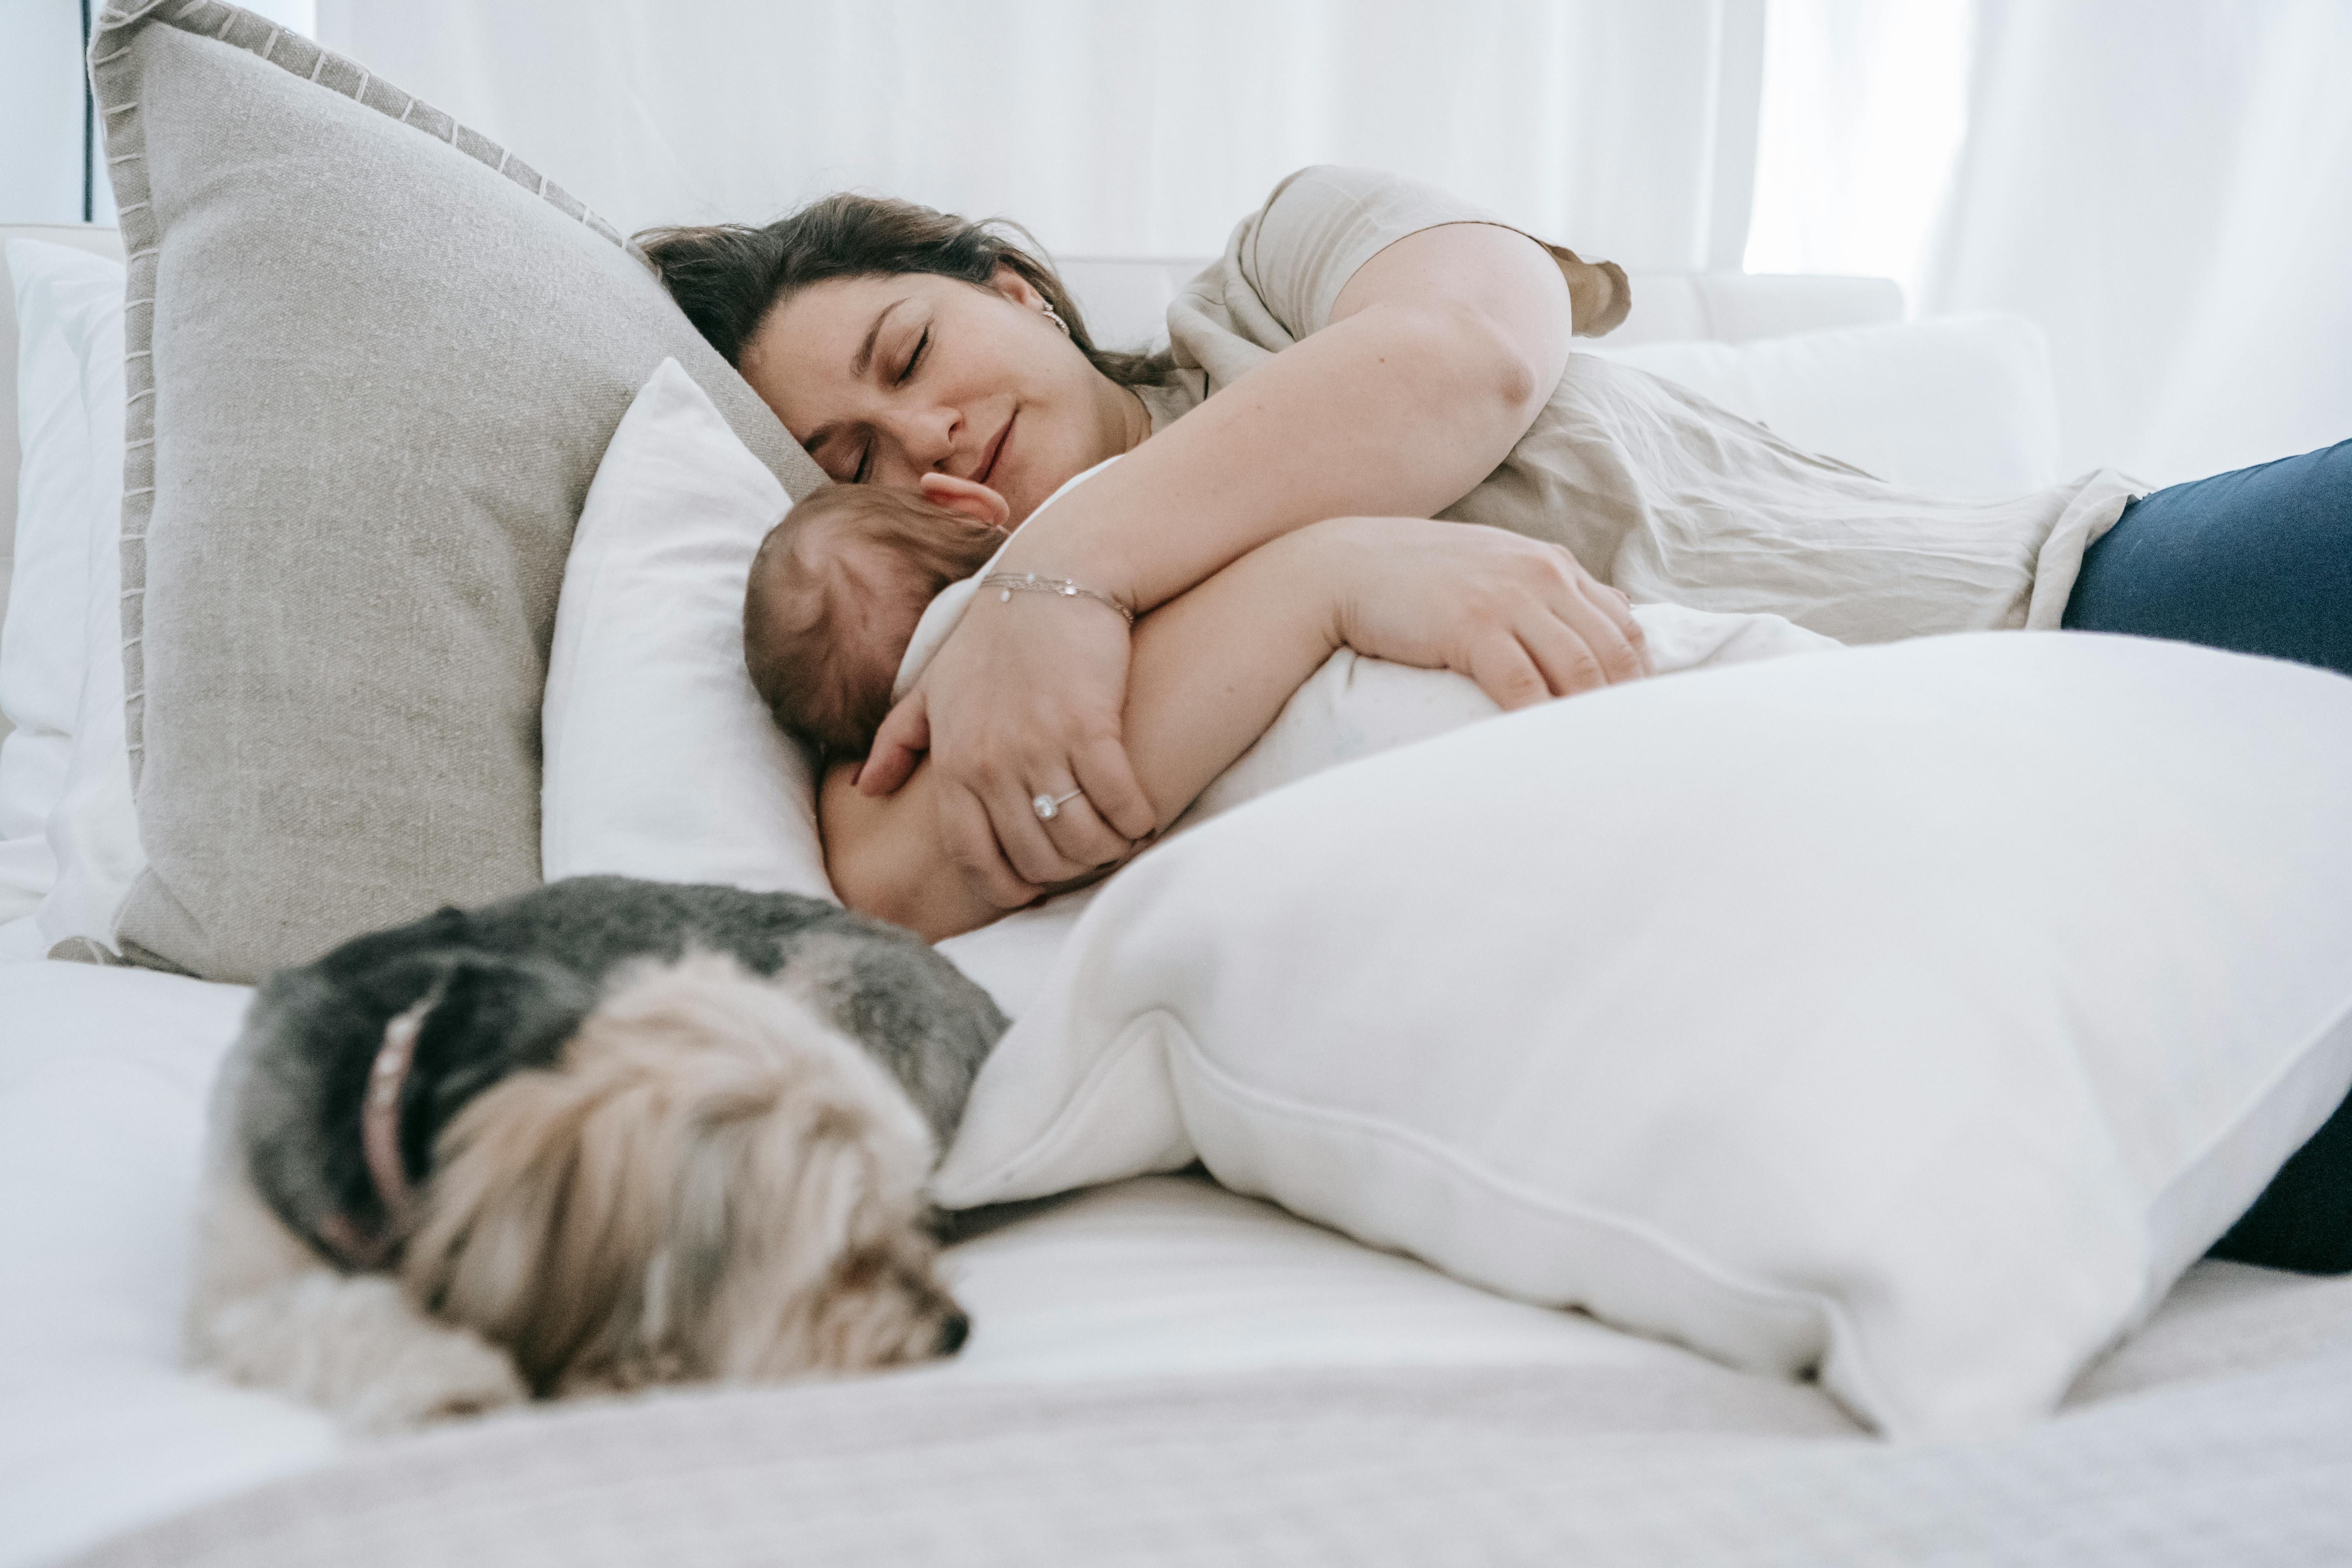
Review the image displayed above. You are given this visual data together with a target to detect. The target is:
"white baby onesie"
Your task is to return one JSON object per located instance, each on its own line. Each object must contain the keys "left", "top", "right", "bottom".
{"left": 894, "top": 458, "right": 1842, "bottom": 831}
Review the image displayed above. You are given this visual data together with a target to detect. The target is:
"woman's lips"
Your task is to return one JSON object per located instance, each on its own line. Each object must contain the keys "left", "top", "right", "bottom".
{"left": 976, "top": 410, "right": 1014, "bottom": 489}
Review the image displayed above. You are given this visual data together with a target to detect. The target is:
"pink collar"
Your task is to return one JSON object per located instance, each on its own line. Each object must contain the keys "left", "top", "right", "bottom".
{"left": 318, "top": 993, "right": 431, "bottom": 1270}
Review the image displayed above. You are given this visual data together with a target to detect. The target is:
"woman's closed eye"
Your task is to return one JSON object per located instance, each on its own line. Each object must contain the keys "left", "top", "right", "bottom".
{"left": 848, "top": 327, "right": 931, "bottom": 481}
{"left": 897, "top": 327, "right": 929, "bottom": 386}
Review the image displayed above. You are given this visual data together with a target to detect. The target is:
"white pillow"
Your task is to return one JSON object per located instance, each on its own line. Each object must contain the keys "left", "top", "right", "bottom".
{"left": 542, "top": 358, "right": 830, "bottom": 901}
{"left": 1583, "top": 315, "right": 2064, "bottom": 498}
{"left": 4, "top": 241, "right": 119, "bottom": 928}
{"left": 2, "top": 240, "right": 142, "bottom": 962}
{"left": 931, "top": 633, "right": 2352, "bottom": 1439}
{"left": 543, "top": 358, "right": 1099, "bottom": 1016}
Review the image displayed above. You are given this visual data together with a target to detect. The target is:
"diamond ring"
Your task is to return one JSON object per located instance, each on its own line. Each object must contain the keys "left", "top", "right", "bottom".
{"left": 1032, "top": 788, "right": 1085, "bottom": 822}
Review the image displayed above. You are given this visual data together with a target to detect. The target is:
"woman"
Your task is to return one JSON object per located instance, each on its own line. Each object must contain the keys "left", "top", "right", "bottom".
{"left": 643, "top": 166, "right": 2350, "bottom": 1272}
{"left": 645, "top": 167, "right": 2345, "bottom": 901}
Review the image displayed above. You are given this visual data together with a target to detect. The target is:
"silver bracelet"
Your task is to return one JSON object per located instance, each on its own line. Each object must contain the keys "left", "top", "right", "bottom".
{"left": 980, "top": 571, "right": 1134, "bottom": 626}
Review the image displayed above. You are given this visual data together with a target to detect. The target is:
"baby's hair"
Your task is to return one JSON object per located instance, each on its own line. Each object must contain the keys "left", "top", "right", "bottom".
{"left": 745, "top": 485, "right": 1004, "bottom": 757}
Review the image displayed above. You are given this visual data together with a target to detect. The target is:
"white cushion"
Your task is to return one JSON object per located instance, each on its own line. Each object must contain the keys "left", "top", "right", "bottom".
{"left": 541, "top": 358, "right": 830, "bottom": 901}
{"left": 1583, "top": 314, "right": 2063, "bottom": 498}
{"left": 33, "top": 570, "right": 141, "bottom": 957}
{"left": 542, "top": 359, "right": 1103, "bottom": 1017}
{"left": 932, "top": 633, "right": 2352, "bottom": 1438}
{"left": 1, "top": 240, "right": 143, "bottom": 956}
{"left": 3, "top": 242, "right": 117, "bottom": 922}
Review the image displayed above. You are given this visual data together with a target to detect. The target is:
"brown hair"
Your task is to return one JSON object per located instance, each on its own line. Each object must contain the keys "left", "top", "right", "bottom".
{"left": 638, "top": 193, "right": 1176, "bottom": 388}
{"left": 744, "top": 485, "right": 1005, "bottom": 757}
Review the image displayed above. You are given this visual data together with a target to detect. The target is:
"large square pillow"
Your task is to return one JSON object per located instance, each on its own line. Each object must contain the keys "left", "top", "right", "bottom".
{"left": 91, "top": 0, "right": 823, "bottom": 982}
{"left": 931, "top": 633, "right": 2352, "bottom": 1438}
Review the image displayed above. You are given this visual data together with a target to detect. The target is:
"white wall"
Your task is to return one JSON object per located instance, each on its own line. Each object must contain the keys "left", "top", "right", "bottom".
{"left": 0, "top": 0, "right": 88, "bottom": 224}
{"left": 0, "top": 0, "right": 314, "bottom": 225}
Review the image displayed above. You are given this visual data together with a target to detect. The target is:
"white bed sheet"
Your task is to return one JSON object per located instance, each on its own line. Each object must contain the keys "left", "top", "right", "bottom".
{"left": 5, "top": 957, "right": 2350, "bottom": 1566}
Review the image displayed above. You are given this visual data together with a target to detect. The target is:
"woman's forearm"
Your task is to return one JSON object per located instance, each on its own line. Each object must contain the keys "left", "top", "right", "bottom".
{"left": 1002, "top": 223, "right": 1573, "bottom": 612}
{"left": 823, "top": 528, "right": 1348, "bottom": 940}
{"left": 1116, "top": 527, "right": 1347, "bottom": 824}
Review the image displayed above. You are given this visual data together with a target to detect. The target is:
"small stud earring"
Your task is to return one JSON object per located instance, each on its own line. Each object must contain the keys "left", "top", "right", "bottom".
{"left": 1040, "top": 302, "right": 1070, "bottom": 337}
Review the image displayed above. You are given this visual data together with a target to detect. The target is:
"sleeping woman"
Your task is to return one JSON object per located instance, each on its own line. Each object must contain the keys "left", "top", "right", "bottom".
{"left": 642, "top": 165, "right": 2351, "bottom": 1273}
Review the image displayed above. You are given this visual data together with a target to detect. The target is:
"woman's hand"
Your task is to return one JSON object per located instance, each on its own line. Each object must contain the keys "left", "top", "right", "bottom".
{"left": 1317, "top": 516, "right": 1648, "bottom": 706}
{"left": 858, "top": 590, "right": 1156, "bottom": 909}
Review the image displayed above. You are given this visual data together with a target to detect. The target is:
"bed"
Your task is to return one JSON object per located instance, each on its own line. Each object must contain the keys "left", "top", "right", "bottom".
{"left": 7, "top": 944, "right": 2352, "bottom": 1565}
{"left": 8, "top": 7, "right": 2352, "bottom": 1561}
{"left": 11, "top": 229, "right": 2352, "bottom": 1564}
{"left": 11, "top": 951, "right": 2352, "bottom": 1566}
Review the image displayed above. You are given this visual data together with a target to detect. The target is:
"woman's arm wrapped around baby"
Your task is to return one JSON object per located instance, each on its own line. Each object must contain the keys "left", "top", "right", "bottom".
{"left": 821, "top": 517, "right": 1622, "bottom": 941}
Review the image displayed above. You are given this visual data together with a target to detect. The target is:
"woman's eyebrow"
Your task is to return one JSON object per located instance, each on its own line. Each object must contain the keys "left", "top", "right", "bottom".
{"left": 799, "top": 297, "right": 916, "bottom": 456}
{"left": 853, "top": 298, "right": 914, "bottom": 377}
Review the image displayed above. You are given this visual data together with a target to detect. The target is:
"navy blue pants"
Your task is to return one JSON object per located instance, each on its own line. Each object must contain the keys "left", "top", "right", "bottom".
{"left": 2062, "top": 437, "right": 2352, "bottom": 1272}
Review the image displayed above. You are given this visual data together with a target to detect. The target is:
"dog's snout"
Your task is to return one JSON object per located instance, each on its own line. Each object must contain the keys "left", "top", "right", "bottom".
{"left": 935, "top": 1309, "right": 971, "bottom": 1356}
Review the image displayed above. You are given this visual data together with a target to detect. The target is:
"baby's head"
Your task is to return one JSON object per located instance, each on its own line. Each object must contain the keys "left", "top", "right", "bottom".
{"left": 745, "top": 474, "right": 1009, "bottom": 757}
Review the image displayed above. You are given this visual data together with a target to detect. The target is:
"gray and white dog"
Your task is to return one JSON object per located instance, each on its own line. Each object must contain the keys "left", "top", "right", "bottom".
{"left": 186, "top": 875, "right": 1007, "bottom": 1430}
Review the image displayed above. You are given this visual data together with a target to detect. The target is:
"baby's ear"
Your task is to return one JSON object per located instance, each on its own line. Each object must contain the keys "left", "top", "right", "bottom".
{"left": 918, "top": 472, "right": 1011, "bottom": 532}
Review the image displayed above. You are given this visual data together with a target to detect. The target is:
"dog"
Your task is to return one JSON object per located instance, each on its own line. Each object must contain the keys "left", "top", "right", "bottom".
{"left": 184, "top": 875, "right": 1007, "bottom": 1430}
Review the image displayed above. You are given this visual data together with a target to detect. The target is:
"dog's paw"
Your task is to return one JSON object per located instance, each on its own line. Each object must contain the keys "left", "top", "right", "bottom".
{"left": 201, "top": 1272, "right": 529, "bottom": 1431}
{"left": 346, "top": 1323, "right": 530, "bottom": 1433}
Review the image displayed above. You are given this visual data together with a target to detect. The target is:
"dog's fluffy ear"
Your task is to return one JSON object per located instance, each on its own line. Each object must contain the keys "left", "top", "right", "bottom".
{"left": 401, "top": 953, "right": 958, "bottom": 1394}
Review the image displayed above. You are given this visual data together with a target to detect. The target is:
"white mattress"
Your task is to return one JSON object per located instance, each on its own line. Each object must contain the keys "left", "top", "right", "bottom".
{"left": 6, "top": 956, "right": 2350, "bottom": 1566}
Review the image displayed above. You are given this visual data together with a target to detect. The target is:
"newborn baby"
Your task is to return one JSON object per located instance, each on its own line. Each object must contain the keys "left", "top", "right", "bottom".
{"left": 742, "top": 473, "right": 1013, "bottom": 757}
{"left": 744, "top": 461, "right": 1840, "bottom": 828}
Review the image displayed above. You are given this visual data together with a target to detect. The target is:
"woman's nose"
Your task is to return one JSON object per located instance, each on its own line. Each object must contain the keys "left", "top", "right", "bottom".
{"left": 891, "top": 401, "right": 961, "bottom": 479}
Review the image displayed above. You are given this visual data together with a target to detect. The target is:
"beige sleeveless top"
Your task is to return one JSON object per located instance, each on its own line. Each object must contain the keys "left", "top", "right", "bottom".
{"left": 1137, "top": 165, "right": 2142, "bottom": 646}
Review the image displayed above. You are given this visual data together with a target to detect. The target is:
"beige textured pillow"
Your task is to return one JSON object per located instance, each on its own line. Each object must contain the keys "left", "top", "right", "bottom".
{"left": 90, "top": 0, "right": 823, "bottom": 981}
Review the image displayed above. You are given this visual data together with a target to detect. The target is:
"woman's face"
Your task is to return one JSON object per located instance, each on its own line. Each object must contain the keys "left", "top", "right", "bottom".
{"left": 741, "top": 268, "right": 1142, "bottom": 526}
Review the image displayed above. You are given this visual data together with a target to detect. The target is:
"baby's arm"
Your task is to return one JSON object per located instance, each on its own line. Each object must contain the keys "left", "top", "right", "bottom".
{"left": 822, "top": 523, "right": 1355, "bottom": 940}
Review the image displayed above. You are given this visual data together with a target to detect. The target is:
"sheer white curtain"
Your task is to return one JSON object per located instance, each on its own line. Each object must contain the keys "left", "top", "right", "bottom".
{"left": 1924, "top": 1, "right": 2352, "bottom": 484}
{"left": 22, "top": 0, "right": 2348, "bottom": 484}
{"left": 312, "top": 0, "right": 1765, "bottom": 272}
{"left": 1742, "top": 0, "right": 1971, "bottom": 310}
{"left": 1747, "top": 0, "right": 2352, "bottom": 485}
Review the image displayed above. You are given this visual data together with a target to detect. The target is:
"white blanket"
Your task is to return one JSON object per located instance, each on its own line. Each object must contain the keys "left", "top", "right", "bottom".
{"left": 65, "top": 1335, "right": 2352, "bottom": 1568}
